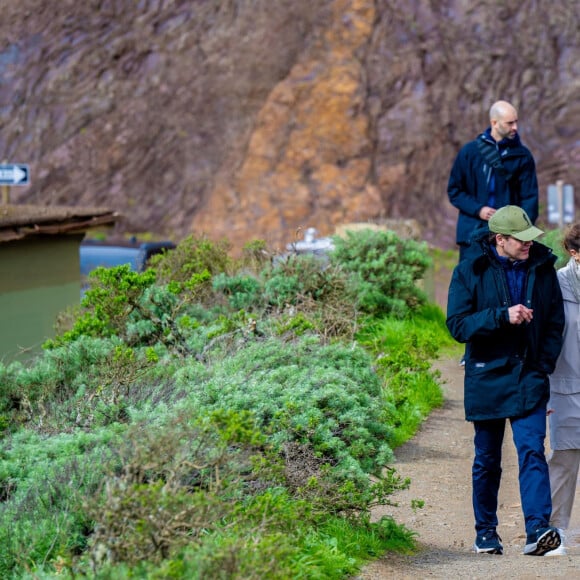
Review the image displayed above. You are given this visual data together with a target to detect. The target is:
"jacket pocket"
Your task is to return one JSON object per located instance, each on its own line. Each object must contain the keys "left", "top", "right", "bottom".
{"left": 468, "top": 356, "right": 514, "bottom": 376}
{"left": 465, "top": 356, "right": 521, "bottom": 419}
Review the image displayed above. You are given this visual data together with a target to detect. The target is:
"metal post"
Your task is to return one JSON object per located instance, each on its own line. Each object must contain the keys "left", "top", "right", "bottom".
{"left": 557, "top": 180, "right": 564, "bottom": 229}
{"left": 1, "top": 159, "right": 7, "bottom": 204}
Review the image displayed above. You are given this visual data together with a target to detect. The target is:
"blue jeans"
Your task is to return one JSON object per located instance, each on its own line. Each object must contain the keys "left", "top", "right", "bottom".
{"left": 472, "top": 404, "right": 552, "bottom": 537}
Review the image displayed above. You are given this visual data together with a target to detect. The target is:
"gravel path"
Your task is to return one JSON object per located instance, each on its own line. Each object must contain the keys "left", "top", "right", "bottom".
{"left": 357, "top": 356, "right": 580, "bottom": 579}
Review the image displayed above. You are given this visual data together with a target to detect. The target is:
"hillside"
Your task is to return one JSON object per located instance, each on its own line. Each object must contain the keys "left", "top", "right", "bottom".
{"left": 1, "top": 0, "right": 578, "bottom": 251}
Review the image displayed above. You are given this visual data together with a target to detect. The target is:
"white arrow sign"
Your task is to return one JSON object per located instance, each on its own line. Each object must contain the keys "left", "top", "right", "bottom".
{"left": 0, "top": 164, "right": 30, "bottom": 185}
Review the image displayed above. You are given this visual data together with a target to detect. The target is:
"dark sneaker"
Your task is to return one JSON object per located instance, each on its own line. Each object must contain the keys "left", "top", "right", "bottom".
{"left": 474, "top": 530, "right": 503, "bottom": 554}
{"left": 523, "top": 526, "right": 561, "bottom": 556}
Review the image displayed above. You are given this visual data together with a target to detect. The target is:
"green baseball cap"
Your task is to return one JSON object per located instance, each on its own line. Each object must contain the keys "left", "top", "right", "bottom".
{"left": 488, "top": 206, "right": 544, "bottom": 241}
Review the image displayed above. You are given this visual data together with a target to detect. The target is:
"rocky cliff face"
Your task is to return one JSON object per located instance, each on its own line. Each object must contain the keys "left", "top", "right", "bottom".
{"left": 1, "top": 0, "right": 578, "bottom": 252}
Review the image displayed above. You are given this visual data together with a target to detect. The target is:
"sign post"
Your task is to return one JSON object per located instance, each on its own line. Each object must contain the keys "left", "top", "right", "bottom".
{"left": 547, "top": 180, "right": 575, "bottom": 227}
{"left": 0, "top": 163, "right": 31, "bottom": 204}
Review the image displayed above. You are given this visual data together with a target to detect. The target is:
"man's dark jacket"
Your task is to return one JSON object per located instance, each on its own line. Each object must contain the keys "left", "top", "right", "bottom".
{"left": 448, "top": 131, "right": 539, "bottom": 245}
{"left": 446, "top": 231, "right": 564, "bottom": 421}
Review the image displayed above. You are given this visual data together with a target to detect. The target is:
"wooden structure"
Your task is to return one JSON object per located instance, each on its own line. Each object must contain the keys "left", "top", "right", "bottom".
{"left": 0, "top": 205, "right": 119, "bottom": 362}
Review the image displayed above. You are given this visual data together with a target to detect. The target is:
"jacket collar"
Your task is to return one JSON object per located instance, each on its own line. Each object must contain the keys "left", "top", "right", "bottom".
{"left": 480, "top": 128, "right": 522, "bottom": 150}
{"left": 490, "top": 244, "right": 528, "bottom": 270}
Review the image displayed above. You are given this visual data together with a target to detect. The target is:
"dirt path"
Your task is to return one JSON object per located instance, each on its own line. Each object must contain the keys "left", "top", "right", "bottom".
{"left": 358, "top": 356, "right": 580, "bottom": 579}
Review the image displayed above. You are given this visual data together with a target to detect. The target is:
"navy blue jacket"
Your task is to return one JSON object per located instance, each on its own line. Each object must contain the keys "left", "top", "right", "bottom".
{"left": 448, "top": 131, "right": 539, "bottom": 245}
{"left": 446, "top": 231, "right": 564, "bottom": 421}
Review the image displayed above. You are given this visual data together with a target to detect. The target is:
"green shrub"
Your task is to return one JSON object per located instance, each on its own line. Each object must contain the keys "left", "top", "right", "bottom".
{"left": 82, "top": 410, "right": 279, "bottom": 571}
{"left": 262, "top": 256, "right": 318, "bottom": 308}
{"left": 0, "top": 431, "right": 119, "bottom": 578}
{"left": 175, "top": 337, "right": 395, "bottom": 489}
{"left": 45, "top": 266, "right": 157, "bottom": 346}
{"left": 78, "top": 492, "right": 417, "bottom": 580}
{"left": 330, "top": 229, "right": 431, "bottom": 317}
{"left": 47, "top": 267, "right": 210, "bottom": 356}
{"left": 541, "top": 227, "right": 568, "bottom": 269}
{"left": 212, "top": 273, "right": 263, "bottom": 311}
{"left": 0, "top": 336, "right": 165, "bottom": 433}
{"left": 151, "top": 234, "right": 232, "bottom": 284}
{"left": 261, "top": 256, "right": 358, "bottom": 340}
{"left": 274, "top": 312, "right": 316, "bottom": 337}
{"left": 0, "top": 229, "right": 445, "bottom": 577}
{"left": 0, "top": 336, "right": 120, "bottom": 427}
{"left": 240, "top": 238, "right": 273, "bottom": 273}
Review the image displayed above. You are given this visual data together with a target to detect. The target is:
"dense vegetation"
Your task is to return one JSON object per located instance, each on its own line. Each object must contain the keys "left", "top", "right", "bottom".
{"left": 0, "top": 228, "right": 454, "bottom": 579}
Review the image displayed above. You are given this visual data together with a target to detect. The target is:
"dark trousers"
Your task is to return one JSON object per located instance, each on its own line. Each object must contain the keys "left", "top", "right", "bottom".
{"left": 472, "top": 403, "right": 552, "bottom": 537}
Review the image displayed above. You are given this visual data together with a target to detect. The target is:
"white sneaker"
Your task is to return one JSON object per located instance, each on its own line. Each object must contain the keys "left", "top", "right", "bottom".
{"left": 545, "top": 529, "right": 567, "bottom": 556}
{"left": 523, "top": 526, "right": 561, "bottom": 555}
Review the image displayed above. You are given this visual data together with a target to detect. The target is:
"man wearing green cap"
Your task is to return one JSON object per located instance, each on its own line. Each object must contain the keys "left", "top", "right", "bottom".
{"left": 447, "top": 205, "right": 564, "bottom": 556}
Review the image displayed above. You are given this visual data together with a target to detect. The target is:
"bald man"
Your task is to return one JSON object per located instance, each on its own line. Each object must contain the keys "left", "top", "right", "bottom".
{"left": 448, "top": 100, "right": 539, "bottom": 261}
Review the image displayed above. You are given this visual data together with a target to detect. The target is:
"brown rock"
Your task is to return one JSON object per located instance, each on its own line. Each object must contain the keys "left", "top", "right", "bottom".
{"left": 0, "top": 0, "right": 577, "bottom": 252}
